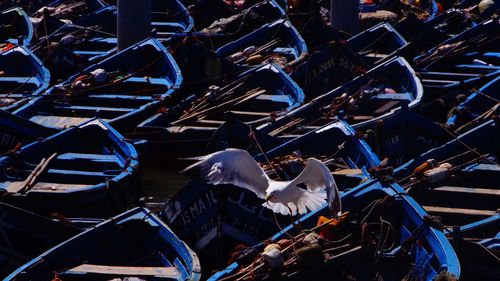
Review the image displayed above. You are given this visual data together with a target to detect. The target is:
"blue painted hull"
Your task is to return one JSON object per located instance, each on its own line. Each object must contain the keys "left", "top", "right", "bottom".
{"left": 356, "top": 105, "right": 452, "bottom": 167}
{"left": 0, "top": 118, "right": 141, "bottom": 218}
{"left": 208, "top": 180, "right": 460, "bottom": 280}
{"left": 0, "top": 109, "right": 56, "bottom": 154}
{"left": 5, "top": 207, "right": 201, "bottom": 281}
{"left": 0, "top": 202, "right": 81, "bottom": 279}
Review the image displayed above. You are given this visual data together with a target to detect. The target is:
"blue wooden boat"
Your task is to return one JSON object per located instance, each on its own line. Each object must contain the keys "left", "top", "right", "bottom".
{"left": 0, "top": 118, "right": 141, "bottom": 218}
{"left": 0, "top": 202, "right": 80, "bottom": 279}
{"left": 394, "top": 119, "right": 500, "bottom": 240}
{"left": 382, "top": 0, "right": 439, "bottom": 20}
{"left": 151, "top": 0, "right": 194, "bottom": 35}
{"left": 347, "top": 22, "right": 410, "bottom": 65}
{"left": 208, "top": 179, "right": 460, "bottom": 280}
{"left": 28, "top": 0, "right": 109, "bottom": 42}
{"left": 216, "top": 19, "right": 307, "bottom": 70}
{"left": 134, "top": 63, "right": 304, "bottom": 159}
{"left": 258, "top": 56, "right": 423, "bottom": 136}
{"left": 162, "top": 119, "right": 380, "bottom": 271}
{"left": 446, "top": 75, "right": 500, "bottom": 134}
{"left": 415, "top": 19, "right": 500, "bottom": 95}
{"left": 182, "top": 0, "right": 235, "bottom": 31}
{"left": 0, "top": 45, "right": 50, "bottom": 111}
{"left": 28, "top": 0, "right": 107, "bottom": 21}
{"left": 0, "top": 7, "right": 32, "bottom": 45}
{"left": 13, "top": 38, "right": 182, "bottom": 133}
{"left": 291, "top": 22, "right": 409, "bottom": 98}
{"left": 424, "top": 6, "right": 477, "bottom": 37}
{"left": 198, "top": 0, "right": 286, "bottom": 48}
{"left": 0, "top": 109, "right": 56, "bottom": 154}
{"left": 75, "top": 0, "right": 193, "bottom": 36}
{"left": 5, "top": 207, "right": 201, "bottom": 281}
{"left": 31, "top": 22, "right": 117, "bottom": 81}
{"left": 394, "top": 3, "right": 486, "bottom": 57}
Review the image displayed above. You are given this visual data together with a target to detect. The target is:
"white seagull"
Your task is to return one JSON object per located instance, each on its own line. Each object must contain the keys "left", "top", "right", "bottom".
{"left": 181, "top": 148, "right": 342, "bottom": 218}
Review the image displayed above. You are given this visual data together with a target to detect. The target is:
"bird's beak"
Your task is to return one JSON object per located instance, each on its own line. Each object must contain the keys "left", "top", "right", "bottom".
{"left": 265, "top": 194, "right": 271, "bottom": 202}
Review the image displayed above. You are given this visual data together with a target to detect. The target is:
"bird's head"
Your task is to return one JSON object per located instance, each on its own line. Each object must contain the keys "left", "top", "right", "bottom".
{"left": 265, "top": 191, "right": 277, "bottom": 202}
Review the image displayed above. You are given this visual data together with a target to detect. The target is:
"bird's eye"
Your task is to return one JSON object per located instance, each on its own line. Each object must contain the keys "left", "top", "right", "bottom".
{"left": 297, "top": 182, "right": 307, "bottom": 189}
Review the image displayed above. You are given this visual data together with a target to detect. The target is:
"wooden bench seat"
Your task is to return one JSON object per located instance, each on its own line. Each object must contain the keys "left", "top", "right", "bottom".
{"left": 423, "top": 205, "right": 497, "bottom": 217}
{"left": 434, "top": 186, "right": 500, "bottom": 196}
{"left": 63, "top": 264, "right": 181, "bottom": 278}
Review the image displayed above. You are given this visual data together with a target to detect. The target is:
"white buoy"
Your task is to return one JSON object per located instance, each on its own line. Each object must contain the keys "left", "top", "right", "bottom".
{"left": 330, "top": 0, "right": 360, "bottom": 35}
{"left": 117, "top": 0, "right": 152, "bottom": 51}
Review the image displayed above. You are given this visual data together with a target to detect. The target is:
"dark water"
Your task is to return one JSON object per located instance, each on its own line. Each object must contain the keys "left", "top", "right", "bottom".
{"left": 141, "top": 162, "right": 189, "bottom": 202}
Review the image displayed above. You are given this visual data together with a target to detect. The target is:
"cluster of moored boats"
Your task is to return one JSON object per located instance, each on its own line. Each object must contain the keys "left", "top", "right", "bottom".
{"left": 0, "top": 0, "right": 499, "bottom": 280}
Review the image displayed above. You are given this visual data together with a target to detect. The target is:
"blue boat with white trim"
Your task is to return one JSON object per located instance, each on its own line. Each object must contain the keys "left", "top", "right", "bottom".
{"left": 0, "top": 6, "right": 33, "bottom": 46}
{"left": 216, "top": 19, "right": 307, "bottom": 70}
{"left": 5, "top": 207, "right": 201, "bottom": 281}
{"left": 208, "top": 179, "right": 460, "bottom": 280}
{"left": 0, "top": 118, "right": 141, "bottom": 218}
{"left": 13, "top": 38, "right": 182, "bottom": 133}
{"left": 258, "top": 56, "right": 423, "bottom": 135}
{"left": 0, "top": 44, "right": 50, "bottom": 111}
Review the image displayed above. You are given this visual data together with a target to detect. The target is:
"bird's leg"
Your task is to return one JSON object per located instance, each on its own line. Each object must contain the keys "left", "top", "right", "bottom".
{"left": 287, "top": 206, "right": 303, "bottom": 232}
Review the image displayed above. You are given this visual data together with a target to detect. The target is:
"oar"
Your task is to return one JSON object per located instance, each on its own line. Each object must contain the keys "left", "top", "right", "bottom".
{"left": 19, "top": 153, "right": 58, "bottom": 193}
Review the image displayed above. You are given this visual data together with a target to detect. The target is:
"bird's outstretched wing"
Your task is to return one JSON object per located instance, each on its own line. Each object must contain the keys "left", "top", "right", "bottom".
{"left": 291, "top": 158, "right": 342, "bottom": 219}
{"left": 181, "top": 148, "right": 269, "bottom": 198}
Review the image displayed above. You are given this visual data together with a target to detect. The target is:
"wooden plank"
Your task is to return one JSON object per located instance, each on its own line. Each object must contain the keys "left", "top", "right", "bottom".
{"left": 332, "top": 169, "right": 362, "bottom": 176}
{"left": 351, "top": 115, "right": 375, "bottom": 121}
{"left": 195, "top": 119, "right": 225, "bottom": 125}
{"left": 228, "top": 110, "right": 271, "bottom": 117}
{"left": 30, "top": 182, "right": 93, "bottom": 192}
{"left": 58, "top": 153, "right": 120, "bottom": 162}
{"left": 434, "top": 186, "right": 500, "bottom": 196}
{"left": 46, "top": 169, "right": 109, "bottom": 178}
{"left": 373, "top": 100, "right": 399, "bottom": 114}
{"left": 2, "top": 181, "right": 25, "bottom": 193}
{"left": 423, "top": 206, "right": 497, "bottom": 216}
{"left": 53, "top": 105, "right": 134, "bottom": 113}
{"left": 30, "top": 116, "right": 93, "bottom": 129}
{"left": 64, "top": 264, "right": 180, "bottom": 278}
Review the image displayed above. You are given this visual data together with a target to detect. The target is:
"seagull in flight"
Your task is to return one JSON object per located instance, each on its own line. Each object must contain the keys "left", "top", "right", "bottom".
{"left": 181, "top": 148, "right": 341, "bottom": 218}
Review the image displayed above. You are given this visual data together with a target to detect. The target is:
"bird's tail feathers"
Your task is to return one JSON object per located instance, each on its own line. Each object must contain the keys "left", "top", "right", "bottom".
{"left": 262, "top": 190, "right": 326, "bottom": 216}
{"left": 262, "top": 201, "right": 295, "bottom": 216}
{"left": 296, "top": 190, "right": 326, "bottom": 215}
